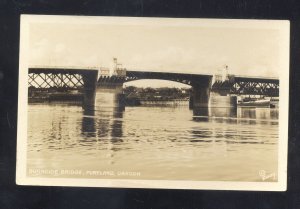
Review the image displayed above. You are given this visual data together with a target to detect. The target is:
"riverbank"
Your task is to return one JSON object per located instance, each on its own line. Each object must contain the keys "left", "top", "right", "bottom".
{"left": 28, "top": 92, "right": 83, "bottom": 104}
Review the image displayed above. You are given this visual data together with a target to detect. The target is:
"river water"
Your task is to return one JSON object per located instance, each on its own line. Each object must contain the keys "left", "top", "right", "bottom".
{"left": 27, "top": 91, "right": 279, "bottom": 182}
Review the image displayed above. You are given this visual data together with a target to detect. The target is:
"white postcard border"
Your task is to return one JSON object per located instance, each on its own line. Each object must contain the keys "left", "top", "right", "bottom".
{"left": 16, "top": 15, "right": 290, "bottom": 191}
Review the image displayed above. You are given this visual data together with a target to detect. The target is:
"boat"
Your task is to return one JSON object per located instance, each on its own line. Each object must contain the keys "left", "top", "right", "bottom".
{"left": 238, "top": 98, "right": 271, "bottom": 107}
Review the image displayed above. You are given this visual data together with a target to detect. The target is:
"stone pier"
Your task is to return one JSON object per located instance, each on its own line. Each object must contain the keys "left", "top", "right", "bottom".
{"left": 209, "top": 94, "right": 237, "bottom": 108}
{"left": 189, "top": 77, "right": 213, "bottom": 109}
{"left": 82, "top": 71, "right": 99, "bottom": 110}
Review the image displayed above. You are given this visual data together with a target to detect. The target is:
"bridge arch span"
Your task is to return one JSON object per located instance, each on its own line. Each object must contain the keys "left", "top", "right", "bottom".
{"left": 98, "top": 72, "right": 212, "bottom": 108}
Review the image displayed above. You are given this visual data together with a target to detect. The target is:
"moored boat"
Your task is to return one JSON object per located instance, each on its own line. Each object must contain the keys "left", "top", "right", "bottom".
{"left": 238, "top": 98, "right": 271, "bottom": 107}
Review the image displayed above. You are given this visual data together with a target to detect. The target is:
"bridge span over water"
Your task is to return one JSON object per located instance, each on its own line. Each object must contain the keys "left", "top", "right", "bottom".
{"left": 211, "top": 75, "right": 279, "bottom": 97}
{"left": 28, "top": 67, "right": 279, "bottom": 110}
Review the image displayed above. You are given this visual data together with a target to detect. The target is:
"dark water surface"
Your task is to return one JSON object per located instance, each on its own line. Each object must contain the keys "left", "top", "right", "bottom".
{"left": 27, "top": 91, "right": 279, "bottom": 181}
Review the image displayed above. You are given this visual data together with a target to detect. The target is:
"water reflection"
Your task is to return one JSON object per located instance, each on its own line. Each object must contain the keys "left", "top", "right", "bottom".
{"left": 193, "top": 107, "right": 238, "bottom": 124}
{"left": 111, "top": 107, "right": 124, "bottom": 141}
{"left": 82, "top": 106, "right": 125, "bottom": 142}
{"left": 85, "top": 91, "right": 125, "bottom": 141}
{"left": 192, "top": 108, "right": 209, "bottom": 122}
{"left": 82, "top": 109, "right": 96, "bottom": 138}
{"left": 237, "top": 108, "right": 279, "bottom": 126}
{"left": 270, "top": 109, "right": 279, "bottom": 119}
{"left": 211, "top": 108, "right": 237, "bottom": 124}
{"left": 27, "top": 92, "right": 279, "bottom": 181}
{"left": 210, "top": 107, "right": 237, "bottom": 118}
{"left": 239, "top": 108, "right": 256, "bottom": 118}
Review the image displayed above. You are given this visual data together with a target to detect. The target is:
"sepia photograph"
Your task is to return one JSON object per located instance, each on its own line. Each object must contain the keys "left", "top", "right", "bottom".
{"left": 16, "top": 15, "right": 289, "bottom": 190}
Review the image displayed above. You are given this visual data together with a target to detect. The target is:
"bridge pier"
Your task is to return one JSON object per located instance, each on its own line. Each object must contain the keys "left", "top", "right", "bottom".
{"left": 209, "top": 94, "right": 237, "bottom": 108}
{"left": 114, "top": 93, "right": 126, "bottom": 111}
{"left": 97, "top": 83, "right": 126, "bottom": 110}
{"left": 82, "top": 71, "right": 98, "bottom": 110}
{"left": 190, "top": 85, "right": 211, "bottom": 108}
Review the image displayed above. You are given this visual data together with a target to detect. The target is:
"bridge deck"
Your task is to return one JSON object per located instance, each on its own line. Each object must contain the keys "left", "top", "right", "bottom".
{"left": 28, "top": 67, "right": 98, "bottom": 75}
{"left": 233, "top": 76, "right": 279, "bottom": 84}
{"left": 126, "top": 70, "right": 212, "bottom": 79}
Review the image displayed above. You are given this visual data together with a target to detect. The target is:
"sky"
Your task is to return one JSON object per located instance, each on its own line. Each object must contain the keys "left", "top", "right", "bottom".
{"left": 28, "top": 18, "right": 284, "bottom": 88}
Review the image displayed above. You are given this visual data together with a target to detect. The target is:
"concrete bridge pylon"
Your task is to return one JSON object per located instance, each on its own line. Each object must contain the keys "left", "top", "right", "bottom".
{"left": 82, "top": 71, "right": 99, "bottom": 111}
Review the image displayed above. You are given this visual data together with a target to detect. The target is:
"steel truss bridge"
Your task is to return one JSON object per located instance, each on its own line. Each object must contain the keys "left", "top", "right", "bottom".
{"left": 211, "top": 76, "right": 279, "bottom": 97}
{"left": 28, "top": 68, "right": 279, "bottom": 97}
{"left": 28, "top": 68, "right": 97, "bottom": 90}
{"left": 28, "top": 67, "right": 280, "bottom": 110}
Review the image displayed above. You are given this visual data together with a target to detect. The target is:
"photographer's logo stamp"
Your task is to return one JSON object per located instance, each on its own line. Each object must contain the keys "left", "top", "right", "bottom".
{"left": 259, "top": 170, "right": 276, "bottom": 181}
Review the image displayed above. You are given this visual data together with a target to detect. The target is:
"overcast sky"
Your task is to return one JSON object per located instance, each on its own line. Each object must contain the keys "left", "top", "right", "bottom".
{"left": 28, "top": 18, "right": 285, "bottom": 87}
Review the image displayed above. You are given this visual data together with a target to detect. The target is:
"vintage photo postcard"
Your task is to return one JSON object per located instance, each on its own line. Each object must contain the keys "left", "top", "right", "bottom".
{"left": 17, "top": 15, "right": 289, "bottom": 191}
